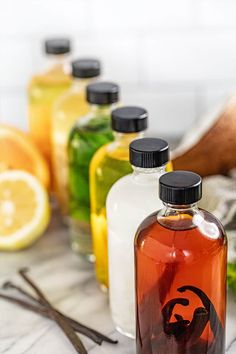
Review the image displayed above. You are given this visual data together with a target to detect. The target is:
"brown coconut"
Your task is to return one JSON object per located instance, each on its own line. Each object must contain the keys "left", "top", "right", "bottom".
{"left": 172, "top": 95, "right": 236, "bottom": 177}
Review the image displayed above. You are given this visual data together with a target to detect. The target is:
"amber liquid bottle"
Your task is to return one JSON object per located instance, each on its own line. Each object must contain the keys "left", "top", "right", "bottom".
{"left": 135, "top": 171, "right": 227, "bottom": 354}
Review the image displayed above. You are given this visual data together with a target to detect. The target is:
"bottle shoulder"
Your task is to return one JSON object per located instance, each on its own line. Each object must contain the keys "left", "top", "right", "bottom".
{"left": 107, "top": 174, "right": 134, "bottom": 197}
{"left": 29, "top": 68, "right": 71, "bottom": 88}
{"left": 136, "top": 208, "right": 227, "bottom": 239}
{"left": 107, "top": 173, "right": 160, "bottom": 206}
{"left": 70, "top": 112, "right": 112, "bottom": 136}
{"left": 91, "top": 141, "right": 131, "bottom": 169}
{"left": 110, "top": 170, "right": 164, "bottom": 192}
{"left": 54, "top": 88, "right": 84, "bottom": 108}
{"left": 68, "top": 112, "right": 94, "bottom": 137}
{"left": 135, "top": 208, "right": 227, "bottom": 263}
{"left": 106, "top": 141, "right": 130, "bottom": 161}
{"left": 68, "top": 122, "right": 82, "bottom": 141}
{"left": 90, "top": 144, "right": 109, "bottom": 169}
{"left": 106, "top": 176, "right": 163, "bottom": 238}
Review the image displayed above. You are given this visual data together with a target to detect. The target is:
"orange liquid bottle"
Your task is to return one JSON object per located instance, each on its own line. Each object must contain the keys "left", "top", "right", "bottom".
{"left": 135, "top": 171, "right": 227, "bottom": 354}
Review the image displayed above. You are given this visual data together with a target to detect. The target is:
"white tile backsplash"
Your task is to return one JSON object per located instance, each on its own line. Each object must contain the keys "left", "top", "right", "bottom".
{"left": 0, "top": 0, "right": 88, "bottom": 37}
{"left": 0, "top": 39, "right": 33, "bottom": 88}
{"left": 144, "top": 31, "right": 236, "bottom": 83}
{"left": 200, "top": 0, "right": 236, "bottom": 28}
{"left": 1, "top": 0, "right": 236, "bottom": 136}
{"left": 89, "top": 0, "right": 194, "bottom": 31}
{"left": 0, "top": 91, "right": 28, "bottom": 131}
{"left": 123, "top": 85, "right": 197, "bottom": 136}
{"left": 74, "top": 35, "right": 140, "bottom": 84}
{"left": 203, "top": 83, "right": 236, "bottom": 111}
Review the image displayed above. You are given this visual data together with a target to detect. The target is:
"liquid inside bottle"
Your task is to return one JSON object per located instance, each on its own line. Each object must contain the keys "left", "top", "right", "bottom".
{"left": 90, "top": 106, "right": 148, "bottom": 290}
{"left": 107, "top": 138, "right": 170, "bottom": 338}
{"left": 135, "top": 171, "right": 227, "bottom": 354}
{"left": 68, "top": 82, "right": 119, "bottom": 260}
{"left": 28, "top": 38, "right": 71, "bottom": 179}
{"left": 52, "top": 59, "right": 101, "bottom": 217}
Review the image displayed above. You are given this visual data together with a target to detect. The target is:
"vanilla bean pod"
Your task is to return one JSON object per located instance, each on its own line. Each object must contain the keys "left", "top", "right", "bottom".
{"left": 174, "top": 314, "right": 184, "bottom": 321}
{"left": 18, "top": 268, "right": 87, "bottom": 354}
{"left": 165, "top": 320, "right": 190, "bottom": 337}
{"left": 162, "top": 298, "right": 189, "bottom": 325}
{"left": 178, "top": 285, "right": 225, "bottom": 354}
{"left": 176, "top": 307, "right": 209, "bottom": 345}
{"left": 3, "top": 281, "right": 117, "bottom": 345}
{"left": 177, "top": 285, "right": 223, "bottom": 339}
{"left": 162, "top": 299, "right": 190, "bottom": 337}
{"left": 137, "top": 264, "right": 179, "bottom": 354}
{"left": 151, "top": 285, "right": 221, "bottom": 353}
{"left": 0, "top": 292, "right": 55, "bottom": 318}
{"left": 0, "top": 290, "right": 102, "bottom": 345}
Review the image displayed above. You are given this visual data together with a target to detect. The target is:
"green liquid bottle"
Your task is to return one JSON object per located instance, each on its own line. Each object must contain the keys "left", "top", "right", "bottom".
{"left": 68, "top": 82, "right": 120, "bottom": 260}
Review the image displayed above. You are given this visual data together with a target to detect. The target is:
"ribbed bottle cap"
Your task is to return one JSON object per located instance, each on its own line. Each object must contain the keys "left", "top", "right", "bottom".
{"left": 44, "top": 38, "right": 71, "bottom": 55}
{"left": 130, "top": 138, "right": 169, "bottom": 168}
{"left": 72, "top": 59, "right": 101, "bottom": 78}
{"left": 159, "top": 171, "right": 202, "bottom": 204}
{"left": 87, "top": 82, "right": 119, "bottom": 105}
{"left": 111, "top": 106, "right": 148, "bottom": 133}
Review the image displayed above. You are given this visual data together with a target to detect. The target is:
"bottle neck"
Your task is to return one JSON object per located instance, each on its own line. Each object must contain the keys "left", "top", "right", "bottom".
{"left": 113, "top": 131, "right": 144, "bottom": 146}
{"left": 164, "top": 202, "right": 198, "bottom": 211}
{"left": 71, "top": 77, "right": 98, "bottom": 91}
{"left": 89, "top": 103, "right": 118, "bottom": 116}
{"left": 133, "top": 165, "right": 167, "bottom": 174}
{"left": 132, "top": 165, "right": 167, "bottom": 183}
{"left": 44, "top": 53, "right": 70, "bottom": 74}
{"left": 158, "top": 202, "right": 199, "bottom": 230}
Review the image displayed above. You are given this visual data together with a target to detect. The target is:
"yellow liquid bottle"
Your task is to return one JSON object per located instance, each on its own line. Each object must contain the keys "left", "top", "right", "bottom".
{"left": 90, "top": 106, "right": 149, "bottom": 289}
{"left": 52, "top": 59, "right": 101, "bottom": 217}
{"left": 28, "top": 38, "right": 72, "bottom": 182}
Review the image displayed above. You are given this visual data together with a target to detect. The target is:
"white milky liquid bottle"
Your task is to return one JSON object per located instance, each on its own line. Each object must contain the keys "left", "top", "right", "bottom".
{"left": 106, "top": 137, "right": 170, "bottom": 338}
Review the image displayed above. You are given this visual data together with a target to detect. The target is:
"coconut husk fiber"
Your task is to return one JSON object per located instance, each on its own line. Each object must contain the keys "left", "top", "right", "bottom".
{"left": 172, "top": 95, "right": 236, "bottom": 177}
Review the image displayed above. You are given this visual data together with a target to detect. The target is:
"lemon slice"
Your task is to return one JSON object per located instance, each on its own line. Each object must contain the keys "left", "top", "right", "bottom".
{"left": 0, "top": 170, "right": 50, "bottom": 251}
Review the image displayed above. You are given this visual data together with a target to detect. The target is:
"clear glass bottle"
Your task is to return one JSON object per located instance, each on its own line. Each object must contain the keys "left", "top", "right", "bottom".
{"left": 135, "top": 171, "right": 227, "bottom": 354}
{"left": 28, "top": 38, "right": 72, "bottom": 179}
{"left": 68, "top": 82, "right": 119, "bottom": 260}
{"left": 52, "top": 59, "right": 101, "bottom": 217}
{"left": 106, "top": 138, "right": 169, "bottom": 338}
{"left": 90, "top": 106, "right": 148, "bottom": 290}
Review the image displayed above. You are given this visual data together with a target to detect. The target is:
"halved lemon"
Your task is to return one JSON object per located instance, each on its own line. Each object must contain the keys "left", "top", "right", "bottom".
{"left": 0, "top": 170, "right": 50, "bottom": 251}
{"left": 0, "top": 124, "right": 50, "bottom": 189}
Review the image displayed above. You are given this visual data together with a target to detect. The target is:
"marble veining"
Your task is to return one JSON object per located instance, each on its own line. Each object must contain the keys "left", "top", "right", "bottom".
{"left": 0, "top": 215, "right": 235, "bottom": 354}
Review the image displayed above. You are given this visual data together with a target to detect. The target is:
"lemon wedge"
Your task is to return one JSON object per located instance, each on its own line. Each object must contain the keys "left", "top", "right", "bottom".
{"left": 0, "top": 170, "right": 50, "bottom": 251}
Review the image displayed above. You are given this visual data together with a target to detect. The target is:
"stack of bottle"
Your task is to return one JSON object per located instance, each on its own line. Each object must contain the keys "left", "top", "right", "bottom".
{"left": 28, "top": 38, "right": 227, "bottom": 354}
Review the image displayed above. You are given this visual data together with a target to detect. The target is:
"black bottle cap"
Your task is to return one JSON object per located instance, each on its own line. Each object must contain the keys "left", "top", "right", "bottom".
{"left": 72, "top": 59, "right": 101, "bottom": 78}
{"left": 87, "top": 82, "right": 119, "bottom": 105}
{"left": 159, "top": 171, "right": 202, "bottom": 204}
{"left": 130, "top": 138, "right": 169, "bottom": 168}
{"left": 111, "top": 106, "right": 148, "bottom": 133}
{"left": 44, "top": 38, "right": 71, "bottom": 55}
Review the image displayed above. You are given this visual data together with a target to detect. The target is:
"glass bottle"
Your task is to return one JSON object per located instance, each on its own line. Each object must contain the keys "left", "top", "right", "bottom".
{"left": 52, "top": 58, "right": 101, "bottom": 217}
{"left": 135, "top": 171, "right": 227, "bottom": 354}
{"left": 106, "top": 138, "right": 169, "bottom": 338}
{"left": 68, "top": 82, "right": 119, "bottom": 260}
{"left": 28, "top": 38, "right": 72, "bottom": 179}
{"left": 90, "top": 106, "right": 148, "bottom": 290}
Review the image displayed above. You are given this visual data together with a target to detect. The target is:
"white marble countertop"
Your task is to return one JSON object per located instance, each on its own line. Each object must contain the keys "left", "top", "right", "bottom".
{"left": 0, "top": 214, "right": 235, "bottom": 354}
